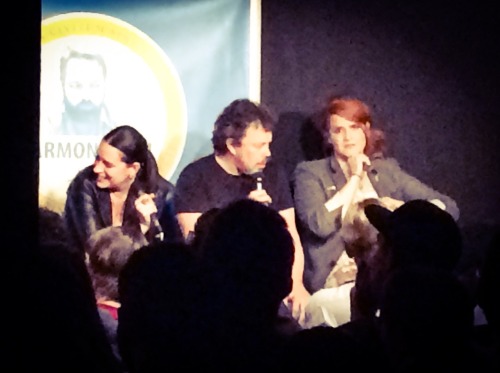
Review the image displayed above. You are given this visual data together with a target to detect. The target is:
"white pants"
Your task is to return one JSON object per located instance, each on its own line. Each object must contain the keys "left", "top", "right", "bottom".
{"left": 301, "top": 282, "right": 354, "bottom": 328}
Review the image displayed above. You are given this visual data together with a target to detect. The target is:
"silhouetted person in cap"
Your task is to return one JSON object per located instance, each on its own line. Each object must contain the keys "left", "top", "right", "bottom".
{"left": 352, "top": 199, "right": 463, "bottom": 320}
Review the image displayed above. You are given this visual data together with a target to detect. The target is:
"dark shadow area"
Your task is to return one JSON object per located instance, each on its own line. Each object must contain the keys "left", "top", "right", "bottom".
{"left": 271, "top": 111, "right": 325, "bottom": 183}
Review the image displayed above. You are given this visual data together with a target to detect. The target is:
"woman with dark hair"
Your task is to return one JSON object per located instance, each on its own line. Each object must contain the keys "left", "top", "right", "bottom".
{"left": 293, "top": 95, "right": 459, "bottom": 328}
{"left": 64, "top": 125, "right": 179, "bottom": 259}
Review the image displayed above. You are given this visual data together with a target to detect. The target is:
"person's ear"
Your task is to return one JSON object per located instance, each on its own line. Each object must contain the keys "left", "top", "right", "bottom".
{"left": 226, "top": 138, "right": 237, "bottom": 155}
{"left": 129, "top": 161, "right": 141, "bottom": 179}
{"left": 365, "top": 121, "right": 371, "bottom": 129}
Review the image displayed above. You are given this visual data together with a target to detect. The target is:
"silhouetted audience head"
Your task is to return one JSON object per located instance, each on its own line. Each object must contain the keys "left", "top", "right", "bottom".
{"left": 200, "top": 198, "right": 294, "bottom": 317}
{"left": 117, "top": 241, "right": 197, "bottom": 372}
{"left": 280, "top": 325, "right": 379, "bottom": 371}
{"left": 188, "top": 206, "right": 221, "bottom": 259}
{"left": 118, "top": 200, "right": 296, "bottom": 371}
{"left": 86, "top": 226, "right": 146, "bottom": 302}
{"left": 476, "top": 230, "right": 500, "bottom": 343}
{"left": 364, "top": 199, "right": 462, "bottom": 271}
{"left": 85, "top": 226, "right": 147, "bottom": 368}
{"left": 191, "top": 199, "right": 295, "bottom": 370}
{"left": 38, "top": 206, "right": 69, "bottom": 247}
{"left": 379, "top": 267, "right": 476, "bottom": 372}
{"left": 352, "top": 199, "right": 463, "bottom": 321}
{"left": 25, "top": 242, "right": 123, "bottom": 372}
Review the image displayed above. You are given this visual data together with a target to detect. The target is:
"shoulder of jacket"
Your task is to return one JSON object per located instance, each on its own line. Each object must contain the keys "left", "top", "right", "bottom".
{"left": 68, "top": 165, "right": 94, "bottom": 189}
{"left": 296, "top": 157, "right": 328, "bottom": 169}
{"left": 372, "top": 156, "right": 399, "bottom": 167}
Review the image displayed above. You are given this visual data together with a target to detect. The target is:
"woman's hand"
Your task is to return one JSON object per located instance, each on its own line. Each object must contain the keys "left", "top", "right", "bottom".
{"left": 134, "top": 193, "right": 158, "bottom": 232}
{"left": 347, "top": 153, "right": 371, "bottom": 177}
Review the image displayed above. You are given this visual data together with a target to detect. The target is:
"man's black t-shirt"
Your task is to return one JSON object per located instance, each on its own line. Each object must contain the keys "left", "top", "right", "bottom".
{"left": 174, "top": 154, "right": 293, "bottom": 214}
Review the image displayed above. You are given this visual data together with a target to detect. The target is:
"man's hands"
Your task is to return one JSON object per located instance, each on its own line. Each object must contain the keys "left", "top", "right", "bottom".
{"left": 248, "top": 188, "right": 272, "bottom": 205}
{"left": 284, "top": 283, "right": 310, "bottom": 326}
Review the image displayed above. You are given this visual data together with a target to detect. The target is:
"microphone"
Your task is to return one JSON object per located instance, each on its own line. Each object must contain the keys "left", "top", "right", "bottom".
{"left": 138, "top": 190, "right": 164, "bottom": 241}
{"left": 369, "top": 168, "right": 379, "bottom": 182}
{"left": 150, "top": 212, "right": 164, "bottom": 241}
{"left": 253, "top": 172, "right": 269, "bottom": 206}
{"left": 253, "top": 171, "right": 264, "bottom": 190}
{"left": 256, "top": 175, "right": 263, "bottom": 191}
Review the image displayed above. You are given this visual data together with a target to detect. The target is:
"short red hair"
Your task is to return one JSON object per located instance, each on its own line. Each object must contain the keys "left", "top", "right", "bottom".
{"left": 318, "top": 95, "right": 386, "bottom": 157}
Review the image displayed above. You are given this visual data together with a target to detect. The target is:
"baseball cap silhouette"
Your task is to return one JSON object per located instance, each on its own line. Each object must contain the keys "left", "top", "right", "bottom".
{"left": 364, "top": 199, "right": 462, "bottom": 270}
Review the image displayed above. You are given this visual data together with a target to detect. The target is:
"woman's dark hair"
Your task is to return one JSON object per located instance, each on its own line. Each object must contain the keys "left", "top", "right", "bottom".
{"left": 316, "top": 95, "right": 386, "bottom": 157}
{"left": 211, "top": 99, "right": 276, "bottom": 155}
{"left": 102, "top": 125, "right": 160, "bottom": 194}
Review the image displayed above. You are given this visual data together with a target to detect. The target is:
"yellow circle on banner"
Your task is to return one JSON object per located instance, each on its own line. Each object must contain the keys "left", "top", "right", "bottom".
{"left": 41, "top": 12, "right": 187, "bottom": 179}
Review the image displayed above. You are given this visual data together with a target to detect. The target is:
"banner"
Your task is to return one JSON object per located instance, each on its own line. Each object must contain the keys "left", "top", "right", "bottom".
{"left": 40, "top": 0, "right": 260, "bottom": 211}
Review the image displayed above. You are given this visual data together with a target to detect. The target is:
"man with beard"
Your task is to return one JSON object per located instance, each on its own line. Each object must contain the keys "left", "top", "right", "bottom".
{"left": 55, "top": 49, "right": 114, "bottom": 136}
{"left": 174, "top": 98, "right": 310, "bottom": 325}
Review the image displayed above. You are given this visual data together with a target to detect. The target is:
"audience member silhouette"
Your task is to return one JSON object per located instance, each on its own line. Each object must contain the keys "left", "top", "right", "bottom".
{"left": 38, "top": 206, "right": 70, "bottom": 247}
{"left": 86, "top": 225, "right": 147, "bottom": 366}
{"left": 21, "top": 242, "right": 124, "bottom": 372}
{"left": 187, "top": 206, "right": 221, "bottom": 259}
{"left": 378, "top": 267, "right": 485, "bottom": 372}
{"left": 117, "top": 241, "right": 198, "bottom": 372}
{"left": 299, "top": 199, "right": 468, "bottom": 372}
{"left": 118, "top": 199, "right": 296, "bottom": 371}
{"left": 22, "top": 207, "right": 127, "bottom": 372}
{"left": 475, "top": 229, "right": 500, "bottom": 366}
{"left": 352, "top": 199, "right": 463, "bottom": 320}
{"left": 279, "top": 324, "right": 384, "bottom": 371}
{"left": 192, "top": 198, "right": 296, "bottom": 370}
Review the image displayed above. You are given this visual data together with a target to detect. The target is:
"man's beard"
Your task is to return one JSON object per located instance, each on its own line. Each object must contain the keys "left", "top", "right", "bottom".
{"left": 64, "top": 98, "right": 103, "bottom": 122}
{"left": 242, "top": 166, "right": 264, "bottom": 176}
{"left": 240, "top": 158, "right": 269, "bottom": 176}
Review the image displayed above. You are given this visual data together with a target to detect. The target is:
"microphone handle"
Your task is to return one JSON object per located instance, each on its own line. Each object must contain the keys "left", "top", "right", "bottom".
{"left": 255, "top": 175, "right": 269, "bottom": 206}
{"left": 256, "top": 176, "right": 263, "bottom": 191}
{"left": 150, "top": 212, "right": 164, "bottom": 241}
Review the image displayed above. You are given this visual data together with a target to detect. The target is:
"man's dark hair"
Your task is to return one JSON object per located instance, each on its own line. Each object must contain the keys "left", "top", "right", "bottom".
{"left": 211, "top": 99, "right": 276, "bottom": 155}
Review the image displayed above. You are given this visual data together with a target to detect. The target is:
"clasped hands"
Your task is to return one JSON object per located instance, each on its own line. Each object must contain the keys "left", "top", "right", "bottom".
{"left": 347, "top": 153, "right": 370, "bottom": 178}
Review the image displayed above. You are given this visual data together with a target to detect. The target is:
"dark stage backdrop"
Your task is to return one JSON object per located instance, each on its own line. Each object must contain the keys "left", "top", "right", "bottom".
{"left": 8, "top": 0, "right": 499, "bottom": 264}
